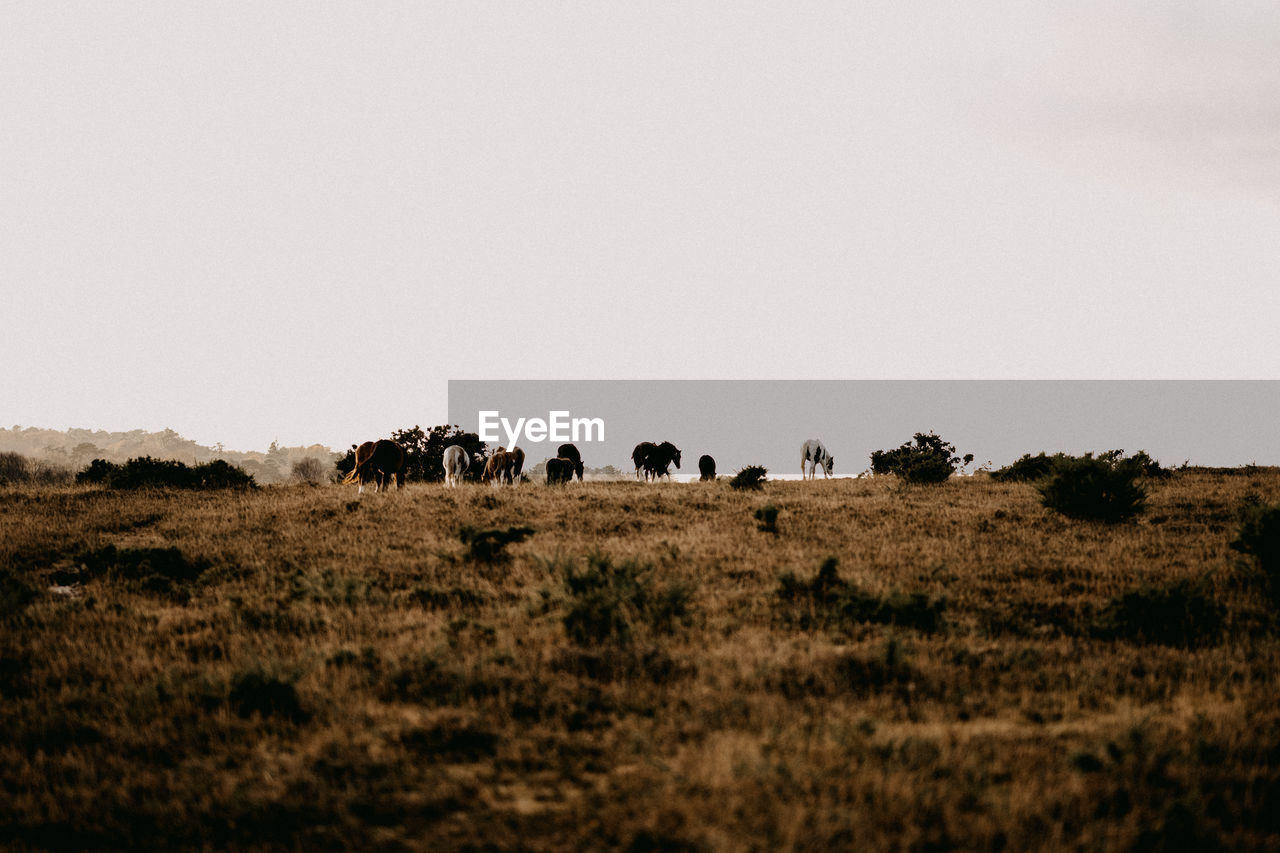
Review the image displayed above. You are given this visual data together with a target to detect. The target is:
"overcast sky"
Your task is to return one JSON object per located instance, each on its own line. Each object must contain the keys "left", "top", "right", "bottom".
{"left": 3, "top": 2, "right": 1278, "bottom": 452}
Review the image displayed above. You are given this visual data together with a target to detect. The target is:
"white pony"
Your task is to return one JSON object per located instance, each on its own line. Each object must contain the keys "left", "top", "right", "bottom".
{"left": 442, "top": 444, "right": 470, "bottom": 488}
{"left": 800, "top": 439, "right": 834, "bottom": 480}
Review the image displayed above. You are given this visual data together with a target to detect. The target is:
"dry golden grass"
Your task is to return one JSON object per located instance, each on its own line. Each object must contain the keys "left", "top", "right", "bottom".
{"left": 2, "top": 472, "right": 1279, "bottom": 851}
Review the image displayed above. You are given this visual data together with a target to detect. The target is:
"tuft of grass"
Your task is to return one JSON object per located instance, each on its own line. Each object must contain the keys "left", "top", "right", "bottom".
{"left": 754, "top": 504, "right": 779, "bottom": 534}
{"left": 729, "top": 465, "right": 768, "bottom": 491}
{"left": 228, "top": 669, "right": 309, "bottom": 722}
{"left": 0, "top": 568, "right": 38, "bottom": 619}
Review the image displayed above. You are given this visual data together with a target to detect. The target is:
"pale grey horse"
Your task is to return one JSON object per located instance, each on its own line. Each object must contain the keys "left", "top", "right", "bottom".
{"left": 800, "top": 439, "right": 834, "bottom": 480}
{"left": 442, "top": 444, "right": 470, "bottom": 488}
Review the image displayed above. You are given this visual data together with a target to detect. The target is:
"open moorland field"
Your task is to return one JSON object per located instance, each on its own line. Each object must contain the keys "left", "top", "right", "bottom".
{"left": 3, "top": 472, "right": 1280, "bottom": 851}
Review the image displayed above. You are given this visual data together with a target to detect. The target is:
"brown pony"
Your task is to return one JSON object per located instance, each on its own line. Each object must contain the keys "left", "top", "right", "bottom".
{"left": 483, "top": 449, "right": 515, "bottom": 485}
{"left": 343, "top": 439, "right": 405, "bottom": 493}
{"left": 546, "top": 457, "right": 575, "bottom": 484}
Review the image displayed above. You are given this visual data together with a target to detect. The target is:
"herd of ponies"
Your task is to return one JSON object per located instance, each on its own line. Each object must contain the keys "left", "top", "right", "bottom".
{"left": 342, "top": 437, "right": 836, "bottom": 494}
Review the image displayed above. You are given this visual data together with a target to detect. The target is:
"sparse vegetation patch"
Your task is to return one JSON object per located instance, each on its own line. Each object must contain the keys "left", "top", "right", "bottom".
{"left": 1091, "top": 578, "right": 1225, "bottom": 648}
{"left": 457, "top": 525, "right": 534, "bottom": 563}
{"left": 776, "top": 557, "right": 945, "bottom": 634}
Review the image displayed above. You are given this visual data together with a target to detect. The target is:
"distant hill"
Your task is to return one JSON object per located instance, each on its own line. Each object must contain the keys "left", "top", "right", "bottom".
{"left": 0, "top": 426, "right": 338, "bottom": 485}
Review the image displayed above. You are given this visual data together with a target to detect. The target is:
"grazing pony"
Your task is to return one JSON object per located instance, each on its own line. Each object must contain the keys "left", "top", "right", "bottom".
{"left": 483, "top": 449, "right": 515, "bottom": 485}
{"left": 800, "top": 439, "right": 834, "bottom": 480}
{"left": 632, "top": 442, "right": 655, "bottom": 480}
{"left": 633, "top": 441, "right": 681, "bottom": 482}
{"left": 343, "top": 439, "right": 405, "bottom": 493}
{"left": 698, "top": 454, "right": 716, "bottom": 481}
{"left": 557, "top": 443, "right": 584, "bottom": 481}
{"left": 546, "top": 457, "right": 575, "bottom": 484}
{"left": 442, "top": 444, "right": 469, "bottom": 488}
{"left": 507, "top": 447, "right": 526, "bottom": 485}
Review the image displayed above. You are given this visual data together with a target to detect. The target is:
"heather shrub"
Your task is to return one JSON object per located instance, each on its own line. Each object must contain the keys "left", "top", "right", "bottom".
{"left": 871, "top": 433, "right": 971, "bottom": 484}
{"left": 729, "top": 465, "right": 768, "bottom": 491}
{"left": 1038, "top": 453, "right": 1147, "bottom": 522}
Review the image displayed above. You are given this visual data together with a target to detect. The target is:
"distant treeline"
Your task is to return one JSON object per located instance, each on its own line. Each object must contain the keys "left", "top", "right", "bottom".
{"left": 0, "top": 426, "right": 337, "bottom": 485}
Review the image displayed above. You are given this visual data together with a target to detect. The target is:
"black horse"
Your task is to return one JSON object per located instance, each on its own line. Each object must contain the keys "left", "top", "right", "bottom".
{"left": 632, "top": 441, "right": 681, "bottom": 482}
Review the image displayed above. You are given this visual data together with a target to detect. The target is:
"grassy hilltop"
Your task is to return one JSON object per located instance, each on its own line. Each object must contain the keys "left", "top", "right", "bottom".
{"left": 3, "top": 472, "right": 1280, "bottom": 850}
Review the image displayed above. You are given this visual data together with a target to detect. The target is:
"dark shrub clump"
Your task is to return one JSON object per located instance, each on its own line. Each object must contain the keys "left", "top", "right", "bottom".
{"left": 76, "top": 456, "right": 255, "bottom": 490}
{"left": 754, "top": 505, "right": 779, "bottom": 534}
{"left": 1038, "top": 454, "right": 1147, "bottom": 522}
{"left": 229, "top": 670, "right": 309, "bottom": 722}
{"left": 1091, "top": 578, "right": 1225, "bottom": 648}
{"left": 729, "top": 465, "right": 768, "bottom": 491}
{"left": 0, "top": 568, "right": 38, "bottom": 619}
{"left": 996, "top": 449, "right": 1168, "bottom": 484}
{"left": 1230, "top": 501, "right": 1280, "bottom": 604}
{"left": 991, "top": 452, "right": 1069, "bottom": 483}
{"left": 871, "top": 433, "right": 971, "bottom": 484}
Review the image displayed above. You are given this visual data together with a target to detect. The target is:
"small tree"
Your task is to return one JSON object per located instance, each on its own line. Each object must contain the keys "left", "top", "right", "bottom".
{"left": 290, "top": 457, "right": 327, "bottom": 485}
{"left": 870, "top": 433, "right": 971, "bottom": 485}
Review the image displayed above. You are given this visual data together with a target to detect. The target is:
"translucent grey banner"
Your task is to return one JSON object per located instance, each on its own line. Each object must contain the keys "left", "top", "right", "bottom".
{"left": 447, "top": 380, "right": 1280, "bottom": 476}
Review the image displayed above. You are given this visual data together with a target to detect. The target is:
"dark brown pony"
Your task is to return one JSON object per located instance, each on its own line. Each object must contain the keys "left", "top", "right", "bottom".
{"left": 633, "top": 441, "right": 681, "bottom": 482}
{"left": 546, "top": 457, "right": 575, "bottom": 484}
{"left": 343, "top": 439, "right": 405, "bottom": 493}
{"left": 698, "top": 454, "right": 716, "bottom": 481}
{"left": 483, "top": 449, "right": 514, "bottom": 485}
{"left": 557, "top": 443, "right": 584, "bottom": 481}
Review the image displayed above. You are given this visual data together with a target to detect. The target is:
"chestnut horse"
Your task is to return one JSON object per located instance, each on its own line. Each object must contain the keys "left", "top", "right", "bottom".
{"left": 343, "top": 439, "right": 405, "bottom": 493}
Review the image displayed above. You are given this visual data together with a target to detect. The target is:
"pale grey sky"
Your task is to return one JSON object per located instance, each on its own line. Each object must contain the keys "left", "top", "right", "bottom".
{"left": 3, "top": 2, "right": 1278, "bottom": 451}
